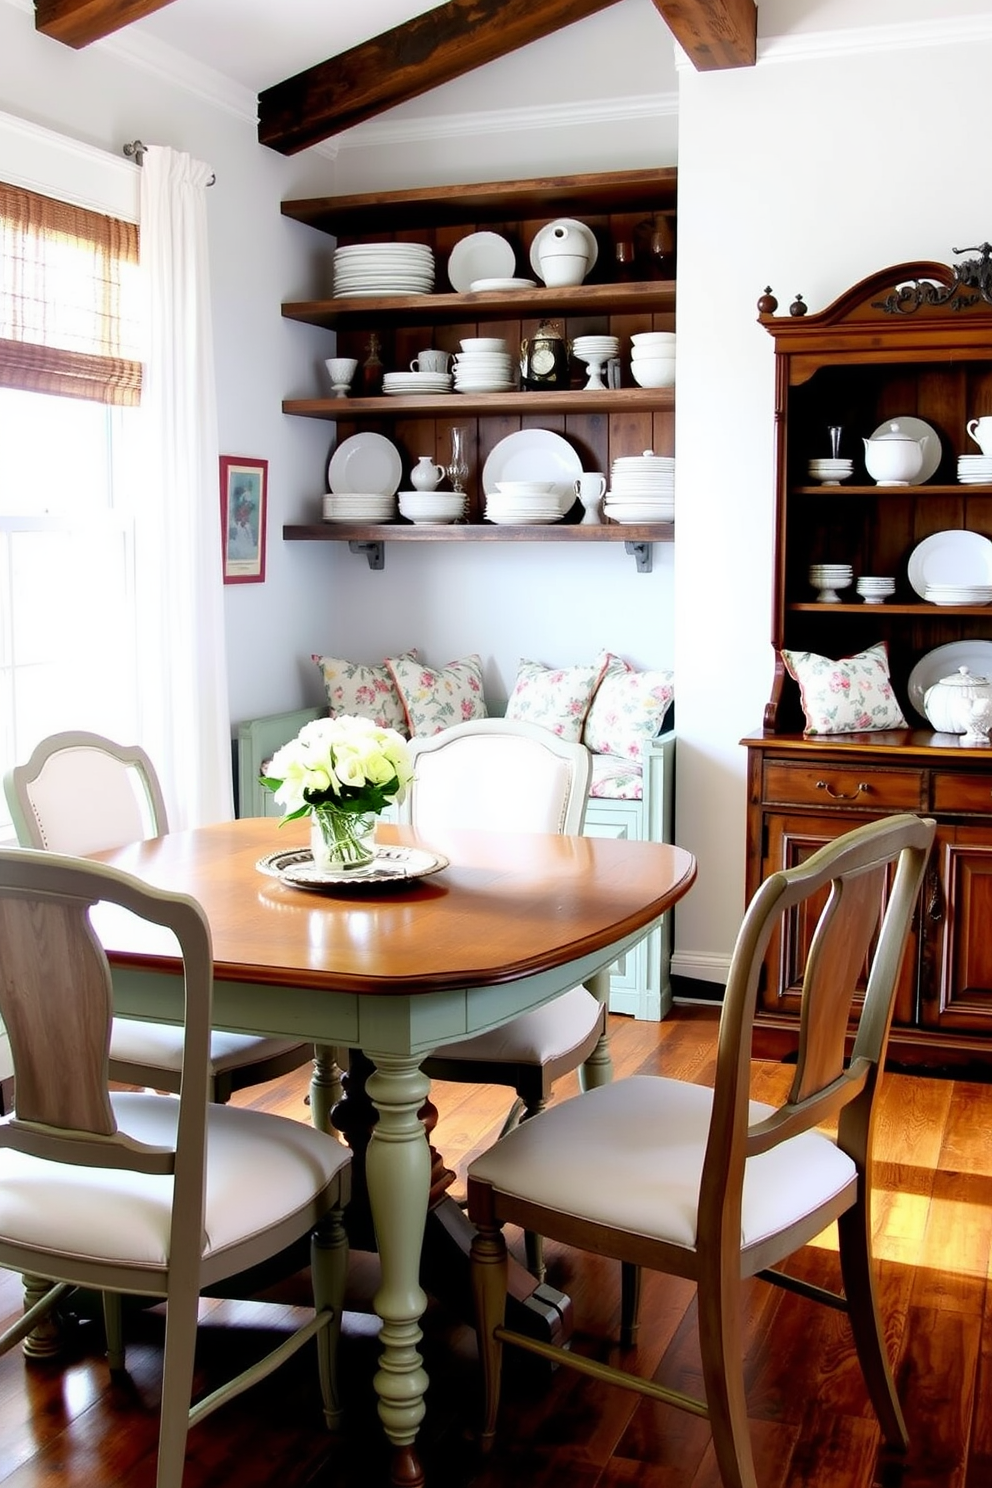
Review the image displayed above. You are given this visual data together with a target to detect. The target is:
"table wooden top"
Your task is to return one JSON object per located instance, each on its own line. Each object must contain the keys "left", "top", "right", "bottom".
{"left": 95, "top": 817, "right": 696, "bottom": 997}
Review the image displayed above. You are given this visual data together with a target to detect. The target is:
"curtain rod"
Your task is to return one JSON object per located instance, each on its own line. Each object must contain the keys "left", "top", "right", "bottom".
{"left": 123, "top": 140, "right": 215, "bottom": 186}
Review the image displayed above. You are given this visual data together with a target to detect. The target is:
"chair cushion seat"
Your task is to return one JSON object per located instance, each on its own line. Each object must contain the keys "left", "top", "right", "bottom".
{"left": 0, "top": 1094, "right": 349, "bottom": 1273}
{"left": 468, "top": 1075, "right": 857, "bottom": 1251}
{"left": 432, "top": 985, "right": 601, "bottom": 1065}
{"left": 110, "top": 1017, "right": 305, "bottom": 1076}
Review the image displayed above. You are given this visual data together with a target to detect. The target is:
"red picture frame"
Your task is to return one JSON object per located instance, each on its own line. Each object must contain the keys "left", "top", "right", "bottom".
{"left": 220, "top": 455, "right": 267, "bottom": 584}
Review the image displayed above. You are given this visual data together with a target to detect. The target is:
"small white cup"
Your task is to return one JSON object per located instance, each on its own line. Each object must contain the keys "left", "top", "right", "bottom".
{"left": 325, "top": 357, "right": 357, "bottom": 395}
{"left": 967, "top": 415, "right": 992, "bottom": 455}
{"left": 575, "top": 471, "right": 607, "bottom": 524}
{"left": 410, "top": 349, "right": 450, "bottom": 374}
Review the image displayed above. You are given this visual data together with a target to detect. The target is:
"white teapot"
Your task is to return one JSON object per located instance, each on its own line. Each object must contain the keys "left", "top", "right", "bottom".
{"left": 923, "top": 666, "right": 992, "bottom": 734}
{"left": 863, "top": 423, "right": 928, "bottom": 485}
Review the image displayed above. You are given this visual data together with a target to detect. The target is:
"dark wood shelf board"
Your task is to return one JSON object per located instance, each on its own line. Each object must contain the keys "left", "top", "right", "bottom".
{"left": 795, "top": 484, "right": 992, "bottom": 496}
{"left": 281, "top": 168, "right": 677, "bottom": 237}
{"left": 283, "top": 386, "right": 674, "bottom": 420}
{"left": 283, "top": 521, "right": 672, "bottom": 543}
{"left": 789, "top": 602, "right": 992, "bottom": 615}
{"left": 282, "top": 280, "right": 676, "bottom": 330}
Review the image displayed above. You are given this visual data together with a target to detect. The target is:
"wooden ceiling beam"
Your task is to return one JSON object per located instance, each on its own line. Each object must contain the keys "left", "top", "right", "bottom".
{"left": 257, "top": 0, "right": 623, "bottom": 156}
{"left": 34, "top": 0, "right": 176, "bottom": 48}
{"left": 650, "top": 0, "right": 756, "bottom": 70}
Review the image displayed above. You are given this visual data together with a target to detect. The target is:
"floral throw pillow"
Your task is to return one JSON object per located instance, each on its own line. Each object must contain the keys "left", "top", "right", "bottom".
{"left": 504, "top": 656, "right": 608, "bottom": 742}
{"left": 386, "top": 653, "right": 487, "bottom": 736}
{"left": 583, "top": 652, "right": 674, "bottom": 758}
{"left": 782, "top": 641, "right": 908, "bottom": 735}
{"left": 589, "top": 753, "right": 645, "bottom": 800}
{"left": 312, "top": 650, "right": 416, "bottom": 737}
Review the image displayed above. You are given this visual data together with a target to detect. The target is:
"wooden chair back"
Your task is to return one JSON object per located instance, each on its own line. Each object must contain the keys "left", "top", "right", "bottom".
{"left": 4, "top": 730, "right": 168, "bottom": 854}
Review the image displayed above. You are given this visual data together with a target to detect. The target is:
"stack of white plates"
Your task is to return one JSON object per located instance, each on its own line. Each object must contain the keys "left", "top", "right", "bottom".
{"left": 809, "top": 458, "right": 855, "bottom": 485}
{"left": 924, "top": 584, "right": 992, "bottom": 606}
{"left": 453, "top": 337, "right": 516, "bottom": 393}
{"left": 856, "top": 576, "right": 896, "bottom": 604}
{"left": 604, "top": 452, "right": 675, "bottom": 523}
{"left": 322, "top": 493, "right": 396, "bottom": 523}
{"left": 485, "top": 480, "right": 562, "bottom": 525}
{"left": 382, "top": 371, "right": 453, "bottom": 396}
{"left": 957, "top": 454, "right": 992, "bottom": 485}
{"left": 332, "top": 242, "right": 435, "bottom": 297}
{"left": 572, "top": 335, "right": 619, "bottom": 358}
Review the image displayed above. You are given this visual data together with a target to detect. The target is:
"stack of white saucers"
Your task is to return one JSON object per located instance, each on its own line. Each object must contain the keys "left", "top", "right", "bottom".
{"left": 322, "top": 493, "right": 396, "bottom": 523}
{"left": 484, "top": 480, "right": 561, "bottom": 525}
{"left": 808, "top": 562, "right": 853, "bottom": 601}
{"left": 808, "top": 457, "right": 855, "bottom": 485}
{"left": 924, "top": 583, "right": 992, "bottom": 606}
{"left": 453, "top": 337, "right": 516, "bottom": 393}
{"left": 957, "top": 454, "right": 992, "bottom": 485}
{"left": 332, "top": 242, "right": 435, "bottom": 297}
{"left": 382, "top": 370, "right": 453, "bottom": 396}
{"left": 856, "top": 576, "right": 896, "bottom": 605}
{"left": 603, "top": 451, "right": 675, "bottom": 523}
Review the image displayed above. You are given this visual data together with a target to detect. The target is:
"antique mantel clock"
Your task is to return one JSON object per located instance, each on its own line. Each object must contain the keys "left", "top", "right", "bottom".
{"left": 520, "top": 319, "right": 570, "bottom": 390}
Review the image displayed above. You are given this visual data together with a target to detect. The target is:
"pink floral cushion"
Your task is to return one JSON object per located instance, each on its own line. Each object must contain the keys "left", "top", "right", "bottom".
{"left": 504, "top": 657, "right": 608, "bottom": 742}
{"left": 782, "top": 641, "right": 908, "bottom": 735}
{"left": 583, "top": 653, "right": 674, "bottom": 758}
{"left": 589, "top": 753, "right": 644, "bottom": 800}
{"left": 386, "top": 653, "right": 487, "bottom": 736}
{"left": 312, "top": 650, "right": 417, "bottom": 737}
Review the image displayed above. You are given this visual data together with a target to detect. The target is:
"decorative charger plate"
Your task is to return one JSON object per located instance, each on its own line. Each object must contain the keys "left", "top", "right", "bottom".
{"left": 907, "top": 529, "right": 992, "bottom": 597}
{"left": 447, "top": 232, "right": 516, "bottom": 293}
{"left": 481, "top": 428, "right": 582, "bottom": 507}
{"left": 327, "top": 432, "right": 402, "bottom": 496}
{"left": 907, "top": 640, "right": 992, "bottom": 718}
{"left": 256, "top": 844, "right": 448, "bottom": 892}
{"left": 870, "top": 416, "right": 941, "bottom": 484}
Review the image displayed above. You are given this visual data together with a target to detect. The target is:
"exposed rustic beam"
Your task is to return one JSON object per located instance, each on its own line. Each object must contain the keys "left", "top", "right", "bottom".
{"left": 34, "top": 0, "right": 176, "bottom": 49}
{"left": 258, "top": 0, "right": 623, "bottom": 156}
{"left": 651, "top": 0, "right": 756, "bottom": 70}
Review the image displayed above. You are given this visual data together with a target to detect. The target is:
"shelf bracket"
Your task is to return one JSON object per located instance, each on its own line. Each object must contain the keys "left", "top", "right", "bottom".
{"left": 625, "top": 541, "right": 653, "bottom": 574}
{"left": 348, "top": 540, "right": 384, "bottom": 570}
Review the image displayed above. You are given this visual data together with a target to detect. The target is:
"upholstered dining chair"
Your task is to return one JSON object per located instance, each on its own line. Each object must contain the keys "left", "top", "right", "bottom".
{"left": 3, "top": 731, "right": 313, "bottom": 1102}
{"left": 467, "top": 812, "right": 935, "bottom": 1488}
{"left": 396, "top": 717, "right": 605, "bottom": 1279}
{"left": 0, "top": 846, "right": 351, "bottom": 1488}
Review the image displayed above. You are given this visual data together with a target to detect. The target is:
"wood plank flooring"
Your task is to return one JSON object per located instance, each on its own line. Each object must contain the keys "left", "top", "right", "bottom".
{"left": 0, "top": 1003, "right": 989, "bottom": 1488}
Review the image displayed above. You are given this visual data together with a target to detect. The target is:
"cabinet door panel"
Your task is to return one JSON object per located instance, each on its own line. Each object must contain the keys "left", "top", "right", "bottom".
{"left": 921, "top": 827, "right": 992, "bottom": 1034}
{"left": 759, "top": 813, "right": 917, "bottom": 1027}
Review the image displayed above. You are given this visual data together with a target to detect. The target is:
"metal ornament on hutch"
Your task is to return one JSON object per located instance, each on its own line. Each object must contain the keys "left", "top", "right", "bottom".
{"left": 872, "top": 242, "right": 992, "bottom": 314}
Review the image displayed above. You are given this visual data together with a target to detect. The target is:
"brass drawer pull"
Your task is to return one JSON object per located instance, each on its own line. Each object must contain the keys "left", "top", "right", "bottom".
{"left": 815, "top": 779, "right": 869, "bottom": 800}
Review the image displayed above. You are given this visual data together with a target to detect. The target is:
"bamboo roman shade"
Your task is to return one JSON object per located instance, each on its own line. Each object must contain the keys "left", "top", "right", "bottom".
{"left": 0, "top": 182, "right": 141, "bottom": 405}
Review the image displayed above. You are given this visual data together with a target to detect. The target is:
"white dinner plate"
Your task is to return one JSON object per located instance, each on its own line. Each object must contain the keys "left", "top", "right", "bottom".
{"left": 256, "top": 844, "right": 448, "bottom": 891}
{"left": 529, "top": 218, "right": 599, "bottom": 281}
{"left": 907, "top": 640, "right": 992, "bottom": 718}
{"left": 468, "top": 276, "right": 536, "bottom": 291}
{"left": 447, "top": 232, "right": 516, "bottom": 293}
{"left": 870, "top": 416, "right": 942, "bottom": 484}
{"left": 907, "top": 529, "right": 992, "bottom": 597}
{"left": 327, "top": 432, "right": 402, "bottom": 496}
{"left": 482, "top": 429, "right": 582, "bottom": 508}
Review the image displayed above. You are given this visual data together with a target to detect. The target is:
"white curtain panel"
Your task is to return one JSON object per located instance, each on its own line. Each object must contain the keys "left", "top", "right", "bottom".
{"left": 137, "top": 146, "right": 232, "bottom": 827}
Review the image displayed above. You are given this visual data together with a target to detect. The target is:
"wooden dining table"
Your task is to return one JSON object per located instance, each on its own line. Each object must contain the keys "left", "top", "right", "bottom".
{"left": 93, "top": 815, "right": 696, "bottom": 1488}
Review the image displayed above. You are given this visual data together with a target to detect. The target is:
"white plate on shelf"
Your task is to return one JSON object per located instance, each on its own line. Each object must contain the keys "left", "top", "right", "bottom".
{"left": 870, "top": 416, "right": 942, "bottom": 483}
{"left": 327, "top": 432, "right": 402, "bottom": 496}
{"left": 907, "top": 640, "right": 992, "bottom": 718}
{"left": 468, "top": 276, "right": 536, "bottom": 291}
{"left": 907, "top": 529, "right": 992, "bottom": 597}
{"left": 482, "top": 429, "right": 582, "bottom": 507}
{"left": 447, "top": 232, "right": 516, "bottom": 293}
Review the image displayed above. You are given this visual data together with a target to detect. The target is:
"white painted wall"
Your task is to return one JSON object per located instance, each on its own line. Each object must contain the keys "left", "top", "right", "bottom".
{"left": 2, "top": 0, "right": 990, "bottom": 986}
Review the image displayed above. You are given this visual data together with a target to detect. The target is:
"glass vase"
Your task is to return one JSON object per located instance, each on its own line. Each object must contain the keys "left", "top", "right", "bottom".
{"left": 310, "top": 807, "right": 377, "bottom": 871}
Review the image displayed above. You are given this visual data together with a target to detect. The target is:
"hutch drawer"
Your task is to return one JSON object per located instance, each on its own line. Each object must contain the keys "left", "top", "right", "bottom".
{"left": 761, "top": 760, "right": 926, "bottom": 812}
{"left": 931, "top": 771, "right": 992, "bottom": 816}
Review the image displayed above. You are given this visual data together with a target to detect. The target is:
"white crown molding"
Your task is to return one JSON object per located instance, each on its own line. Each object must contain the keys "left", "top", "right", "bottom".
{"left": 676, "top": 11, "right": 992, "bottom": 70}
{"left": 336, "top": 91, "right": 678, "bottom": 152}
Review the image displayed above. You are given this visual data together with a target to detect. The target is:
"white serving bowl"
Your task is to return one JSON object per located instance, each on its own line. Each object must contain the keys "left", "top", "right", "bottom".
{"left": 631, "top": 332, "right": 676, "bottom": 348}
{"left": 630, "top": 358, "right": 676, "bottom": 389}
{"left": 398, "top": 492, "right": 464, "bottom": 524}
{"left": 460, "top": 337, "right": 508, "bottom": 352}
{"left": 494, "top": 481, "right": 555, "bottom": 497}
{"left": 538, "top": 253, "right": 590, "bottom": 287}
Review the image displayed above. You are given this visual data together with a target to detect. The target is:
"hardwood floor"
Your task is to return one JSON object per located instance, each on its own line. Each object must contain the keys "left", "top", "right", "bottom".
{"left": 0, "top": 1003, "right": 989, "bottom": 1488}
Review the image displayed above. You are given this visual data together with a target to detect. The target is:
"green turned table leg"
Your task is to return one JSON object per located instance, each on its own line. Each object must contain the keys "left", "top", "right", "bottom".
{"left": 309, "top": 1043, "right": 344, "bottom": 1132}
{"left": 365, "top": 1053, "right": 432, "bottom": 1488}
{"left": 578, "top": 967, "right": 614, "bottom": 1090}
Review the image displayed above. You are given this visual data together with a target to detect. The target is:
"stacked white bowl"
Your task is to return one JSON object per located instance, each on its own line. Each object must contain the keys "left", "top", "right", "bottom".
{"left": 485, "top": 481, "right": 561, "bottom": 525}
{"left": 808, "top": 562, "right": 853, "bottom": 602}
{"left": 604, "top": 451, "right": 675, "bottom": 523}
{"left": 630, "top": 331, "right": 676, "bottom": 389}
{"left": 572, "top": 334, "right": 619, "bottom": 391}
{"left": 397, "top": 490, "right": 465, "bottom": 525}
{"left": 453, "top": 337, "right": 516, "bottom": 393}
{"left": 957, "top": 454, "right": 992, "bottom": 485}
{"left": 856, "top": 576, "right": 896, "bottom": 605}
{"left": 808, "top": 457, "right": 854, "bottom": 485}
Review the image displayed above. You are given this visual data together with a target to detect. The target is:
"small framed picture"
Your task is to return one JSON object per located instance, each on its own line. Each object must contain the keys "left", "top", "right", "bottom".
{"left": 220, "top": 455, "right": 267, "bottom": 584}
